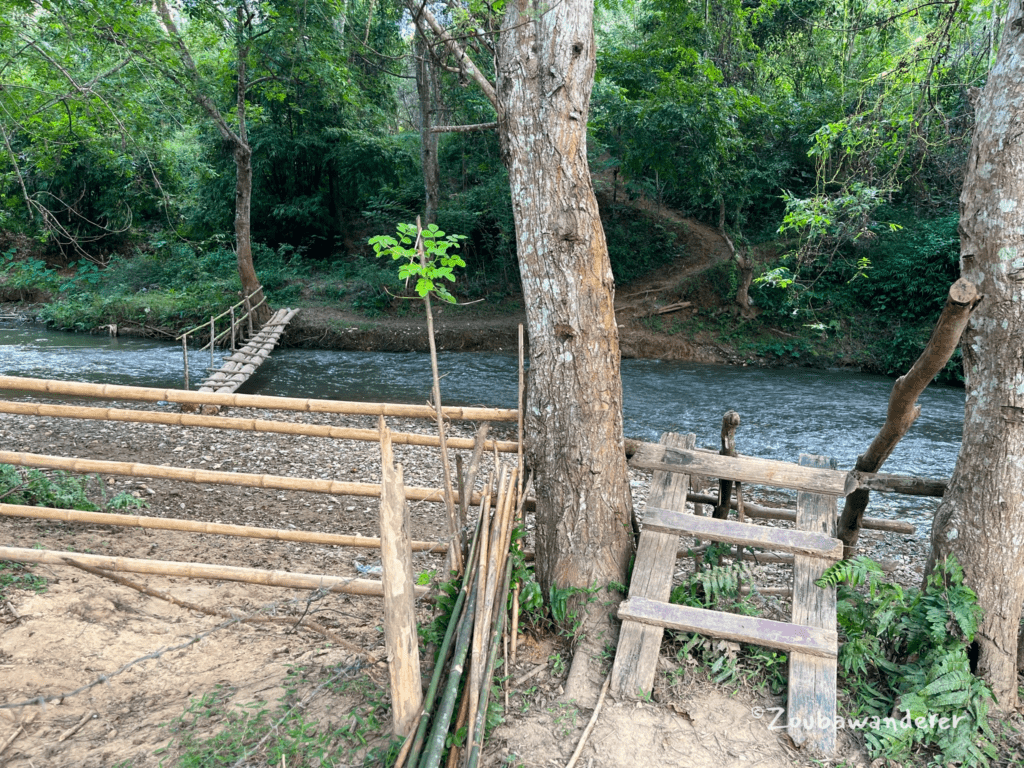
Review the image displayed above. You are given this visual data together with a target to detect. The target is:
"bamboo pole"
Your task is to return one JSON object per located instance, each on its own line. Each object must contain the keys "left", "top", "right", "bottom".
{"left": 0, "top": 376, "right": 518, "bottom": 421}
{"left": 0, "top": 546, "right": 429, "bottom": 597}
{"left": 209, "top": 316, "right": 215, "bottom": 370}
{"left": 182, "top": 334, "right": 190, "bottom": 390}
{"left": 0, "top": 401, "right": 520, "bottom": 453}
{"left": 406, "top": 510, "right": 488, "bottom": 768}
{"left": 0, "top": 450, "right": 494, "bottom": 507}
{"left": 0, "top": 503, "right": 448, "bottom": 552}
{"left": 466, "top": 469, "right": 517, "bottom": 758}
{"left": 230, "top": 306, "right": 236, "bottom": 351}
{"left": 418, "top": 575, "right": 481, "bottom": 768}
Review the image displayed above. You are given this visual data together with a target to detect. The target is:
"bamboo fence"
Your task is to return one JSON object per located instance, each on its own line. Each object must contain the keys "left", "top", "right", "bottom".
{"left": 0, "top": 401, "right": 518, "bottom": 454}
{"left": 0, "top": 545, "right": 428, "bottom": 598}
{"left": 0, "top": 450, "right": 503, "bottom": 508}
{"left": 0, "top": 375, "right": 518, "bottom": 421}
{"left": 0, "top": 503, "right": 449, "bottom": 552}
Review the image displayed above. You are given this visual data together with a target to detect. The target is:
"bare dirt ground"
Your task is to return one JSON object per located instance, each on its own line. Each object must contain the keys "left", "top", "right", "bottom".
{"left": 0, "top": 396, "right": 912, "bottom": 768}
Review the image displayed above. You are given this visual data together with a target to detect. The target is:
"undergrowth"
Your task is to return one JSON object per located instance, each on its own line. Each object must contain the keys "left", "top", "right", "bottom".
{"left": 819, "top": 555, "right": 996, "bottom": 767}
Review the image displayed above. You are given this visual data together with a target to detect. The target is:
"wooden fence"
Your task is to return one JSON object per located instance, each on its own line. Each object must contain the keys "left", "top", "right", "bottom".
{"left": 0, "top": 375, "right": 519, "bottom": 597}
{"left": 612, "top": 432, "right": 936, "bottom": 755}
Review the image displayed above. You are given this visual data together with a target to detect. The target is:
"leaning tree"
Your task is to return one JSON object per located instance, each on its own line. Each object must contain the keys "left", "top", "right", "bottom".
{"left": 927, "top": 0, "right": 1024, "bottom": 711}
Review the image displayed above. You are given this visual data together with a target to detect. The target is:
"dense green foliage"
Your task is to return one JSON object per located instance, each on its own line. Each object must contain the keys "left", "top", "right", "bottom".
{"left": 0, "top": 0, "right": 1003, "bottom": 374}
{"left": 819, "top": 555, "right": 997, "bottom": 766}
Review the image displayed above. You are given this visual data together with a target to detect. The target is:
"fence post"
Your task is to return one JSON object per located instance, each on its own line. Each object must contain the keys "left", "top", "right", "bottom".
{"left": 788, "top": 454, "right": 838, "bottom": 754}
{"left": 209, "top": 316, "right": 215, "bottom": 371}
{"left": 182, "top": 334, "right": 190, "bottom": 390}
{"left": 244, "top": 292, "right": 253, "bottom": 337}
{"left": 378, "top": 416, "right": 423, "bottom": 736}
{"left": 230, "top": 307, "right": 236, "bottom": 351}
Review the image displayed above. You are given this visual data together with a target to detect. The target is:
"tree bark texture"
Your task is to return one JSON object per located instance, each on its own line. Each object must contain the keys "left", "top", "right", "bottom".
{"left": 927, "top": 3, "right": 1024, "bottom": 711}
{"left": 495, "top": 0, "right": 633, "bottom": 633}
{"left": 838, "top": 278, "right": 979, "bottom": 556}
{"left": 416, "top": 36, "right": 441, "bottom": 225}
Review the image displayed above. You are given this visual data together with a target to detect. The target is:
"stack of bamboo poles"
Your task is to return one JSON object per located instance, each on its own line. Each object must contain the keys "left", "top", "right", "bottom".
{"left": 397, "top": 465, "right": 525, "bottom": 768}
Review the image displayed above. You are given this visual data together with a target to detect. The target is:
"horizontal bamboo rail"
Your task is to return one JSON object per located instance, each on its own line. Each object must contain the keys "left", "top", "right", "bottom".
{"left": 0, "top": 450, "right": 495, "bottom": 506}
{"left": 0, "top": 376, "right": 519, "bottom": 421}
{"left": 0, "top": 401, "right": 519, "bottom": 453}
{"left": 0, "top": 503, "right": 449, "bottom": 552}
{"left": 0, "top": 545, "right": 429, "bottom": 597}
{"left": 685, "top": 492, "right": 916, "bottom": 534}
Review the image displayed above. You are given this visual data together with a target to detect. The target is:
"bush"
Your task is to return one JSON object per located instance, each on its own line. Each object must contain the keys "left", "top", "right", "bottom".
{"left": 819, "top": 556, "right": 996, "bottom": 767}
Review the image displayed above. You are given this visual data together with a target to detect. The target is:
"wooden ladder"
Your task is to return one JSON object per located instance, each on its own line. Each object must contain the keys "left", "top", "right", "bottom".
{"left": 611, "top": 432, "right": 841, "bottom": 754}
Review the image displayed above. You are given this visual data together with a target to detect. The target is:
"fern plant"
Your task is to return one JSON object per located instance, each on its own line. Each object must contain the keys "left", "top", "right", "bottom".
{"left": 817, "top": 555, "right": 996, "bottom": 767}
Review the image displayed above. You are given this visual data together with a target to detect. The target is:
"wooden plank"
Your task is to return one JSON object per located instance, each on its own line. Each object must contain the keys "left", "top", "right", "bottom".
{"left": 644, "top": 506, "right": 843, "bottom": 559}
{"left": 684, "top": 491, "right": 916, "bottom": 534}
{"left": 788, "top": 454, "right": 839, "bottom": 755}
{"left": 378, "top": 418, "right": 422, "bottom": 736}
{"left": 618, "top": 596, "right": 837, "bottom": 659}
{"left": 849, "top": 470, "right": 947, "bottom": 497}
{"left": 629, "top": 442, "right": 854, "bottom": 496}
{"left": 611, "top": 432, "right": 695, "bottom": 698}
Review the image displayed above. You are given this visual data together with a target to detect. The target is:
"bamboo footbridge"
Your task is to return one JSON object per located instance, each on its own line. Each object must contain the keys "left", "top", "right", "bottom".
{"left": 189, "top": 306, "right": 298, "bottom": 410}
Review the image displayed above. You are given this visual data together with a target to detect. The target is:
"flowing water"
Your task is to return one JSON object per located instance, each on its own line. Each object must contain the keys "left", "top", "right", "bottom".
{"left": 1, "top": 322, "right": 964, "bottom": 525}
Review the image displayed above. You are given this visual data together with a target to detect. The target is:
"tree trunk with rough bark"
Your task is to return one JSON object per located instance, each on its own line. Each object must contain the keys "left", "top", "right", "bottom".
{"left": 416, "top": 37, "right": 441, "bottom": 225}
{"left": 926, "top": 3, "right": 1024, "bottom": 711}
{"left": 496, "top": 0, "right": 634, "bottom": 699}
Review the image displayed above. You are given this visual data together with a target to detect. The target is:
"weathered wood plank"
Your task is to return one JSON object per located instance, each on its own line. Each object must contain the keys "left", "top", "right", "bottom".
{"left": 788, "top": 454, "right": 839, "bottom": 755}
{"left": 849, "top": 471, "right": 947, "bottom": 497}
{"left": 618, "top": 596, "right": 837, "bottom": 659}
{"left": 378, "top": 418, "right": 423, "bottom": 736}
{"left": 629, "top": 442, "right": 853, "bottom": 496}
{"left": 644, "top": 506, "right": 843, "bottom": 559}
{"left": 684, "top": 492, "right": 916, "bottom": 534}
{"left": 611, "top": 432, "right": 695, "bottom": 698}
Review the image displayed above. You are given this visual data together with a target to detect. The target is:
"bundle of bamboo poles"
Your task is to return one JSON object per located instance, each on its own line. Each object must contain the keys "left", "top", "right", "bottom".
{"left": 397, "top": 465, "right": 524, "bottom": 768}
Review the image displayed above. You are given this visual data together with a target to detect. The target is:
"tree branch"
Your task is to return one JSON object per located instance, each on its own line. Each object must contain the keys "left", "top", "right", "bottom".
{"left": 837, "top": 277, "right": 981, "bottom": 556}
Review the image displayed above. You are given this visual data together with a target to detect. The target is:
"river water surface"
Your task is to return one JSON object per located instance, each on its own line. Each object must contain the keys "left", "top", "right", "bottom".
{"left": 1, "top": 322, "right": 964, "bottom": 526}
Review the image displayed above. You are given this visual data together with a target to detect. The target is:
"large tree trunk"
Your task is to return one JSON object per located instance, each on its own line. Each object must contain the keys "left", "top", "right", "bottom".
{"left": 926, "top": 2, "right": 1024, "bottom": 711}
{"left": 233, "top": 19, "right": 269, "bottom": 324}
{"left": 416, "top": 36, "right": 441, "bottom": 225}
{"left": 496, "top": 0, "right": 633, "bottom": 699}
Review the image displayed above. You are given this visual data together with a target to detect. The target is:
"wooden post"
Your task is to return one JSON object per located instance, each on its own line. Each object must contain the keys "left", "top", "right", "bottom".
{"left": 244, "top": 292, "right": 254, "bottom": 336}
{"left": 378, "top": 416, "right": 423, "bottom": 736}
{"left": 182, "top": 334, "right": 190, "bottom": 390}
{"left": 209, "top": 316, "right": 215, "bottom": 370}
{"left": 788, "top": 454, "right": 838, "bottom": 754}
{"left": 610, "top": 431, "right": 695, "bottom": 697}
{"left": 230, "top": 306, "right": 236, "bottom": 351}
{"left": 713, "top": 411, "right": 740, "bottom": 519}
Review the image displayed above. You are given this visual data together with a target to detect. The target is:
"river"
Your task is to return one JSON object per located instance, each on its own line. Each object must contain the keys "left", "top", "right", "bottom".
{"left": 0, "top": 322, "right": 964, "bottom": 525}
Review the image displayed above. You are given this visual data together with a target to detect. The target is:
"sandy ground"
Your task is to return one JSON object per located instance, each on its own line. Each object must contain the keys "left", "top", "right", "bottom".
{"left": 0, "top": 394, "right": 932, "bottom": 768}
